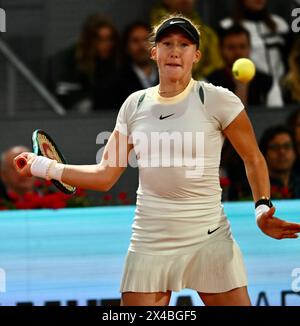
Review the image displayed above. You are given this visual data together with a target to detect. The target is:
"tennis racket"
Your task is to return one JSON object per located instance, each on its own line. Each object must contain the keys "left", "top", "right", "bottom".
{"left": 30, "top": 129, "right": 76, "bottom": 195}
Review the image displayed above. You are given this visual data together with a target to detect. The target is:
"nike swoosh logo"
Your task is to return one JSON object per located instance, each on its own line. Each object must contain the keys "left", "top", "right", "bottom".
{"left": 208, "top": 227, "right": 221, "bottom": 235}
{"left": 159, "top": 113, "right": 175, "bottom": 120}
{"left": 169, "top": 20, "right": 186, "bottom": 25}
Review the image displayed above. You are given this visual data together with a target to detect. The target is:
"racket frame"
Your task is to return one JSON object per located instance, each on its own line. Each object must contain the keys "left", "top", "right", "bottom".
{"left": 32, "top": 129, "right": 76, "bottom": 195}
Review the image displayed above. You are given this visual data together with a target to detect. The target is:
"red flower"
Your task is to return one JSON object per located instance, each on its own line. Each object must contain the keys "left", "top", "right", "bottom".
{"left": 7, "top": 191, "right": 20, "bottom": 202}
{"left": 25, "top": 193, "right": 42, "bottom": 209}
{"left": 122, "top": 199, "right": 131, "bottom": 205}
{"left": 52, "top": 191, "right": 71, "bottom": 202}
{"left": 40, "top": 193, "right": 66, "bottom": 209}
{"left": 118, "top": 192, "right": 127, "bottom": 201}
{"left": 15, "top": 202, "right": 31, "bottom": 210}
{"left": 44, "top": 180, "right": 53, "bottom": 187}
{"left": 271, "top": 185, "right": 281, "bottom": 198}
{"left": 34, "top": 180, "right": 43, "bottom": 188}
{"left": 22, "top": 192, "right": 40, "bottom": 201}
{"left": 2, "top": 181, "right": 92, "bottom": 210}
{"left": 281, "top": 187, "right": 291, "bottom": 198}
{"left": 51, "top": 200, "right": 67, "bottom": 209}
{"left": 75, "top": 188, "right": 85, "bottom": 197}
{"left": 271, "top": 185, "right": 279, "bottom": 192}
{"left": 220, "top": 177, "right": 231, "bottom": 187}
{"left": 103, "top": 194, "right": 113, "bottom": 201}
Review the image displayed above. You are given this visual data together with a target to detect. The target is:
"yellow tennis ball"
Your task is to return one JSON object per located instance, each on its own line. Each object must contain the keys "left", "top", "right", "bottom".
{"left": 232, "top": 58, "right": 256, "bottom": 83}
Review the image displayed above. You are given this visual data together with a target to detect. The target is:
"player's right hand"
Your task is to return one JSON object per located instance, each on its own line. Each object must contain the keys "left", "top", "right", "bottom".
{"left": 14, "top": 152, "right": 37, "bottom": 177}
{"left": 257, "top": 206, "right": 300, "bottom": 240}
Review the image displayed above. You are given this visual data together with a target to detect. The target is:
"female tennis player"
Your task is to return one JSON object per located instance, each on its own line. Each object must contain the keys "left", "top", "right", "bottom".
{"left": 14, "top": 15, "right": 300, "bottom": 306}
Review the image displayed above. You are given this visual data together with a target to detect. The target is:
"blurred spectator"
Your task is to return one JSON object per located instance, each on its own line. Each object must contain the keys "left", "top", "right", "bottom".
{"left": 150, "top": 0, "right": 223, "bottom": 79}
{"left": 281, "top": 39, "right": 300, "bottom": 105}
{"left": 0, "top": 146, "right": 36, "bottom": 198}
{"left": 0, "top": 146, "right": 93, "bottom": 210}
{"left": 47, "top": 14, "right": 120, "bottom": 112}
{"left": 207, "top": 25, "right": 272, "bottom": 106}
{"left": 220, "top": 0, "right": 291, "bottom": 107}
{"left": 286, "top": 109, "right": 300, "bottom": 174}
{"left": 117, "top": 22, "right": 158, "bottom": 107}
{"left": 259, "top": 125, "right": 300, "bottom": 199}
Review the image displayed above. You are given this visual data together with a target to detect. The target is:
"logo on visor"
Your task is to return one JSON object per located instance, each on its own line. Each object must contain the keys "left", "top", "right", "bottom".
{"left": 169, "top": 20, "right": 186, "bottom": 25}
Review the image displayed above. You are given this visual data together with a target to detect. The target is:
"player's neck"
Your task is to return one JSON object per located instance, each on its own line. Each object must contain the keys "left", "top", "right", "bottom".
{"left": 158, "top": 76, "right": 192, "bottom": 98}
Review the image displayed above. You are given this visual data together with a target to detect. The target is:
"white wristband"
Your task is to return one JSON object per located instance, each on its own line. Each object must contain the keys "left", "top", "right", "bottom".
{"left": 31, "top": 156, "right": 64, "bottom": 181}
{"left": 48, "top": 161, "right": 65, "bottom": 181}
{"left": 31, "top": 156, "right": 54, "bottom": 179}
{"left": 255, "top": 204, "right": 270, "bottom": 221}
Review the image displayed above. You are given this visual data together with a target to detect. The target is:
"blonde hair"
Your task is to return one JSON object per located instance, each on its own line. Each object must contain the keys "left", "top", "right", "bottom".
{"left": 149, "top": 14, "right": 201, "bottom": 49}
{"left": 283, "top": 40, "right": 300, "bottom": 102}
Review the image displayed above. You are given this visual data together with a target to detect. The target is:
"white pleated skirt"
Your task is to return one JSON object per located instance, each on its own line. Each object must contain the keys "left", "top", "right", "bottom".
{"left": 120, "top": 238, "right": 248, "bottom": 294}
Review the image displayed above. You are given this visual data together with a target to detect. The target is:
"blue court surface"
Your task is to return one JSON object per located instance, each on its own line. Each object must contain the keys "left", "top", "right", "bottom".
{"left": 0, "top": 200, "right": 300, "bottom": 306}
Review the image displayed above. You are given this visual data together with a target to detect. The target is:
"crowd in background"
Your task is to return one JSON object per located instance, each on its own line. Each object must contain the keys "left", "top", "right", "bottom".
{"left": 1, "top": 0, "right": 300, "bottom": 208}
{"left": 221, "top": 110, "right": 300, "bottom": 201}
{"left": 46, "top": 0, "right": 300, "bottom": 112}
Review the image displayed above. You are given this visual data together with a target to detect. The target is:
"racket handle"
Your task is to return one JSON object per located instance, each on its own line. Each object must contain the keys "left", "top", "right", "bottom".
{"left": 16, "top": 157, "right": 27, "bottom": 169}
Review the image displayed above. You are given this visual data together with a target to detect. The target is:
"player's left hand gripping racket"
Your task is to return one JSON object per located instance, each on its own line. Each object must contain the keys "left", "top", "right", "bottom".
{"left": 31, "top": 129, "right": 76, "bottom": 195}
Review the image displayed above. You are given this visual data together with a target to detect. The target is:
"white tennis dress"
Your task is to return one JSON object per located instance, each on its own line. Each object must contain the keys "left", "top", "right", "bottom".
{"left": 115, "top": 79, "right": 248, "bottom": 293}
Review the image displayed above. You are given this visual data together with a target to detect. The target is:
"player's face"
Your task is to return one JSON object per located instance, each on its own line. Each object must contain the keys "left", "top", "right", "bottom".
{"left": 127, "top": 27, "right": 151, "bottom": 65}
{"left": 221, "top": 33, "right": 251, "bottom": 68}
{"left": 265, "top": 134, "right": 296, "bottom": 173}
{"left": 151, "top": 31, "right": 200, "bottom": 82}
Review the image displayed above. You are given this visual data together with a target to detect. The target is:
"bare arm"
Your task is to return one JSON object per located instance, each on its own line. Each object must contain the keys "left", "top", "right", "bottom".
{"left": 14, "top": 129, "right": 133, "bottom": 192}
{"left": 223, "top": 110, "right": 269, "bottom": 202}
{"left": 61, "top": 130, "right": 133, "bottom": 191}
{"left": 223, "top": 110, "right": 300, "bottom": 239}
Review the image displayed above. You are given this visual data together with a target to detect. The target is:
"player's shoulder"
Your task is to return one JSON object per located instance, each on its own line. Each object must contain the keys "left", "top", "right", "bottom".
{"left": 197, "top": 81, "right": 236, "bottom": 102}
{"left": 196, "top": 81, "right": 244, "bottom": 128}
{"left": 121, "top": 89, "right": 149, "bottom": 110}
{"left": 125, "top": 89, "right": 147, "bottom": 103}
